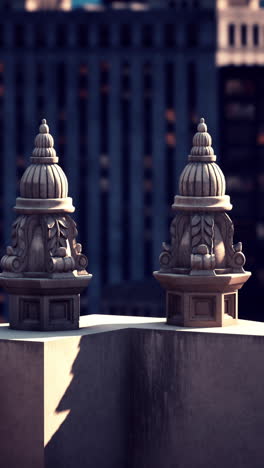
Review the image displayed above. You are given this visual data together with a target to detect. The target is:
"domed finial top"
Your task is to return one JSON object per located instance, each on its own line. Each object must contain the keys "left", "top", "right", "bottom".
{"left": 32, "top": 118, "right": 58, "bottom": 162}
{"left": 197, "top": 117, "right": 207, "bottom": 133}
{"left": 188, "top": 116, "right": 216, "bottom": 162}
{"left": 39, "top": 118, "right": 49, "bottom": 134}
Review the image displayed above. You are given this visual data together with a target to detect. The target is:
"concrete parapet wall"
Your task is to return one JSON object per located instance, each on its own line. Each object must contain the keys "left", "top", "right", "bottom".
{"left": 0, "top": 315, "right": 264, "bottom": 468}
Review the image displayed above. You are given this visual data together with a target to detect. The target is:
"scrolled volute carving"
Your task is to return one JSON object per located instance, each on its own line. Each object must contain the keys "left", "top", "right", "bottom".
{"left": 1, "top": 215, "right": 28, "bottom": 273}
{"left": 70, "top": 219, "right": 88, "bottom": 271}
{"left": 215, "top": 213, "right": 246, "bottom": 273}
{"left": 159, "top": 242, "right": 173, "bottom": 272}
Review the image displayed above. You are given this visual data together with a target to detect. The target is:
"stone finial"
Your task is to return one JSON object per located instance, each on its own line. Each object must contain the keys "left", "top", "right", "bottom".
{"left": 176, "top": 117, "right": 231, "bottom": 210}
{"left": 189, "top": 117, "right": 215, "bottom": 160}
{"left": 17, "top": 119, "right": 72, "bottom": 211}
{"left": 154, "top": 117, "right": 251, "bottom": 328}
{"left": 0, "top": 119, "right": 92, "bottom": 331}
{"left": 32, "top": 118, "right": 58, "bottom": 162}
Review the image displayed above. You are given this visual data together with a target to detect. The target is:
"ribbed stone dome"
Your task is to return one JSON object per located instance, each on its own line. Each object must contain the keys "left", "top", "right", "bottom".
{"left": 178, "top": 118, "right": 226, "bottom": 197}
{"left": 20, "top": 164, "right": 68, "bottom": 199}
{"left": 179, "top": 162, "right": 226, "bottom": 196}
{"left": 20, "top": 119, "right": 68, "bottom": 199}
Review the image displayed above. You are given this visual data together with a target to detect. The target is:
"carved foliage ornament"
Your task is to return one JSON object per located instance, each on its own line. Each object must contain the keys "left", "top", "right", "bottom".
{"left": 158, "top": 118, "right": 246, "bottom": 276}
{"left": 1, "top": 214, "right": 88, "bottom": 275}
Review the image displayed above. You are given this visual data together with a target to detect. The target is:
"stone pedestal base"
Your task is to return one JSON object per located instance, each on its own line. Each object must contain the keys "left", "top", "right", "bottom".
{"left": 0, "top": 274, "right": 92, "bottom": 331}
{"left": 9, "top": 293, "right": 80, "bottom": 331}
{"left": 166, "top": 289, "right": 238, "bottom": 327}
{"left": 153, "top": 271, "right": 251, "bottom": 327}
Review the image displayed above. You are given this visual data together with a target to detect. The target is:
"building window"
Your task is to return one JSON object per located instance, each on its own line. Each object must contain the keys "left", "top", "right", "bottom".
{"left": 241, "top": 24, "right": 247, "bottom": 46}
{"left": 56, "top": 24, "right": 67, "bottom": 48}
{"left": 120, "top": 24, "right": 131, "bottom": 47}
{"left": 35, "top": 25, "right": 45, "bottom": 48}
{"left": 257, "top": 125, "right": 264, "bottom": 145}
{"left": 228, "top": 24, "right": 235, "bottom": 46}
{"left": 225, "top": 102, "right": 255, "bottom": 120}
{"left": 77, "top": 24, "right": 87, "bottom": 48}
{"left": 253, "top": 24, "right": 259, "bottom": 46}
{"left": 99, "top": 25, "right": 109, "bottom": 47}
{"left": 142, "top": 25, "right": 153, "bottom": 48}
{"left": 225, "top": 79, "right": 255, "bottom": 96}
{"left": 14, "top": 24, "right": 24, "bottom": 48}
{"left": 187, "top": 23, "right": 198, "bottom": 47}
{"left": 164, "top": 24, "right": 175, "bottom": 47}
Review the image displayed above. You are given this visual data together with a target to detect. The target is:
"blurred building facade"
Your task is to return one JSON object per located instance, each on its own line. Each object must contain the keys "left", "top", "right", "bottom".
{"left": 0, "top": 0, "right": 71, "bottom": 9}
{"left": 217, "top": 0, "right": 264, "bottom": 317}
{"left": 0, "top": 4, "right": 217, "bottom": 316}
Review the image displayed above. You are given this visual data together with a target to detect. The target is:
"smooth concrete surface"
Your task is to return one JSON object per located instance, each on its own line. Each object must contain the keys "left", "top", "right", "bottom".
{"left": 1, "top": 315, "right": 264, "bottom": 468}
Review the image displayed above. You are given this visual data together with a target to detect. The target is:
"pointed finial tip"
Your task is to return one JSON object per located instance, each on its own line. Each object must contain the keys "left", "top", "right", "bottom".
{"left": 197, "top": 117, "right": 207, "bottom": 133}
{"left": 39, "top": 118, "right": 49, "bottom": 134}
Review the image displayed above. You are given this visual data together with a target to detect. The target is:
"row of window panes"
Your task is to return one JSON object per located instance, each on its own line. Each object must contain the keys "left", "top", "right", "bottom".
{"left": 0, "top": 23, "right": 201, "bottom": 49}
{"left": 228, "top": 23, "right": 260, "bottom": 47}
{"left": 225, "top": 79, "right": 255, "bottom": 96}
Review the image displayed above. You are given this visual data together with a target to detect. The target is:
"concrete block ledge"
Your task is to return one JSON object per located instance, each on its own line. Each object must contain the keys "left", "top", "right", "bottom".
{"left": 0, "top": 315, "right": 264, "bottom": 468}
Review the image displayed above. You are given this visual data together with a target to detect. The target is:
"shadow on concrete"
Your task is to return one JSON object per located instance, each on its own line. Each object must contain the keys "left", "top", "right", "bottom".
{"left": 45, "top": 329, "right": 133, "bottom": 468}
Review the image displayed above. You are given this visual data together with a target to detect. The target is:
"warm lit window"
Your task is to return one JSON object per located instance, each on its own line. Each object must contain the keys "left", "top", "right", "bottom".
{"left": 165, "top": 109, "right": 176, "bottom": 123}
{"left": 225, "top": 79, "right": 255, "bottom": 96}
{"left": 257, "top": 127, "right": 264, "bottom": 145}
{"left": 166, "top": 133, "right": 176, "bottom": 147}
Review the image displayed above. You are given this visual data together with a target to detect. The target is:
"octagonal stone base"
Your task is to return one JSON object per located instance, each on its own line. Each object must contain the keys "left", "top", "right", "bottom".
{"left": 153, "top": 271, "right": 251, "bottom": 327}
{"left": 166, "top": 290, "right": 238, "bottom": 327}
{"left": 0, "top": 274, "right": 92, "bottom": 331}
{"left": 9, "top": 294, "right": 80, "bottom": 331}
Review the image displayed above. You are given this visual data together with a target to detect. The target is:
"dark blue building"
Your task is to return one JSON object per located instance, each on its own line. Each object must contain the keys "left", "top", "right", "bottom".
{"left": 0, "top": 4, "right": 217, "bottom": 315}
